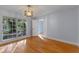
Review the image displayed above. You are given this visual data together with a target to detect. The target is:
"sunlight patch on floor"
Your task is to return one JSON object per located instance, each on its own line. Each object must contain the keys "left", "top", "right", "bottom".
{"left": 0, "top": 45, "right": 8, "bottom": 52}
{"left": 38, "top": 34, "right": 45, "bottom": 40}
{"left": 12, "top": 39, "right": 26, "bottom": 52}
{"left": 0, "top": 39, "right": 27, "bottom": 53}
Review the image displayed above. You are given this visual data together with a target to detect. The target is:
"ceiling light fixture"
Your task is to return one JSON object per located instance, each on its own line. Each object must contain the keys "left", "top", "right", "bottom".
{"left": 24, "top": 5, "right": 33, "bottom": 17}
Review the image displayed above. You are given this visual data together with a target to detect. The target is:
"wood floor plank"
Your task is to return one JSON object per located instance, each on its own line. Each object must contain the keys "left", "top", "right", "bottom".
{"left": 0, "top": 36, "right": 79, "bottom": 53}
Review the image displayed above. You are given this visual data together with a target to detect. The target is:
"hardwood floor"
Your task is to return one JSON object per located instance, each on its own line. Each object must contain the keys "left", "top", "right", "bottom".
{"left": 0, "top": 36, "right": 79, "bottom": 53}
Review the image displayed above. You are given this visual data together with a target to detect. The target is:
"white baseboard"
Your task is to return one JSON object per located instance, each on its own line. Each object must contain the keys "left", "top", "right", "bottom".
{"left": 30, "top": 35, "right": 79, "bottom": 46}
{"left": 43, "top": 36, "right": 79, "bottom": 46}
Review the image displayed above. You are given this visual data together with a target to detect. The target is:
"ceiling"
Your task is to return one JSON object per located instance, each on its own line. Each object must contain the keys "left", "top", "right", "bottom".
{"left": 0, "top": 5, "right": 77, "bottom": 18}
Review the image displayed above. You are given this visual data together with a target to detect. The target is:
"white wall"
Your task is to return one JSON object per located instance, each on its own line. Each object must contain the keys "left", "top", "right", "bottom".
{"left": 0, "top": 16, "right": 3, "bottom": 40}
{"left": 27, "top": 18, "right": 32, "bottom": 37}
{"left": 32, "top": 20, "right": 38, "bottom": 36}
{"left": 37, "top": 7, "right": 79, "bottom": 45}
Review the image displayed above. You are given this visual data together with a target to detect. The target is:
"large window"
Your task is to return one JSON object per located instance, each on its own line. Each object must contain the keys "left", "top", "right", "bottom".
{"left": 3, "top": 16, "right": 26, "bottom": 40}
{"left": 16, "top": 19, "right": 26, "bottom": 37}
